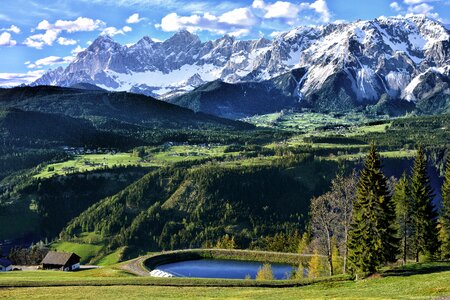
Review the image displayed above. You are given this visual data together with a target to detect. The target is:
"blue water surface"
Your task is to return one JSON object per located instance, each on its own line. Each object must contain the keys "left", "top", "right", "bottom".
{"left": 155, "top": 259, "right": 295, "bottom": 279}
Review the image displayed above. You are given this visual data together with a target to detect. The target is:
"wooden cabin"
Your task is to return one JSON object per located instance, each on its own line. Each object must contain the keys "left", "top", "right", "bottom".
{"left": 41, "top": 251, "right": 81, "bottom": 271}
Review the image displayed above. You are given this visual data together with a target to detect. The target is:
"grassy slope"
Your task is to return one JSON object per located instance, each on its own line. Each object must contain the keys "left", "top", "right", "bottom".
{"left": 35, "top": 153, "right": 156, "bottom": 179}
{"left": 0, "top": 263, "right": 449, "bottom": 299}
{"left": 52, "top": 238, "right": 124, "bottom": 266}
{"left": 35, "top": 146, "right": 237, "bottom": 178}
{"left": 52, "top": 242, "right": 103, "bottom": 264}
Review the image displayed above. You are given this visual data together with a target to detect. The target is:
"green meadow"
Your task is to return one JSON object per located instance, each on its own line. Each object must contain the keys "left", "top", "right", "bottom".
{"left": 0, "top": 262, "right": 449, "bottom": 299}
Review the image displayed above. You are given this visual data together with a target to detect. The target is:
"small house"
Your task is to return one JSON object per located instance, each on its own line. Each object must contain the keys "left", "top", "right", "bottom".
{"left": 0, "top": 258, "right": 12, "bottom": 272}
{"left": 41, "top": 251, "right": 81, "bottom": 271}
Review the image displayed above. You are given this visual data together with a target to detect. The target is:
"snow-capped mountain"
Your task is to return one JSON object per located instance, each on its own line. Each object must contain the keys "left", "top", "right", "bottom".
{"left": 34, "top": 15, "right": 449, "bottom": 110}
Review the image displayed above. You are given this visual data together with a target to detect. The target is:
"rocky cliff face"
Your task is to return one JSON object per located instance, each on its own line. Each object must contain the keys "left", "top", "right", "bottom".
{"left": 34, "top": 15, "right": 449, "bottom": 110}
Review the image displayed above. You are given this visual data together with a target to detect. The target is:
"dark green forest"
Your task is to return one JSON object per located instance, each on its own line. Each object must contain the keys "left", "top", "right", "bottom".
{"left": 0, "top": 86, "right": 448, "bottom": 264}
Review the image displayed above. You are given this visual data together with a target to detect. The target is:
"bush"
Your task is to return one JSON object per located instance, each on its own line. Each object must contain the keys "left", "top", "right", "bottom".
{"left": 256, "top": 263, "right": 274, "bottom": 280}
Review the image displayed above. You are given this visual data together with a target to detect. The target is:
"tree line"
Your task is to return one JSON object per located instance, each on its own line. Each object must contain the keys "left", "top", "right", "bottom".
{"left": 309, "top": 144, "right": 450, "bottom": 275}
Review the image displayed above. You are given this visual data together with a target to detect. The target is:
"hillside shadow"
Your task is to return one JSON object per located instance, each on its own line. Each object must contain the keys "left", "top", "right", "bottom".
{"left": 383, "top": 262, "right": 450, "bottom": 277}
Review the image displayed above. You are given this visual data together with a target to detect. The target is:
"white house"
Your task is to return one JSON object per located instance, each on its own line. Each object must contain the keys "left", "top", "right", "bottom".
{"left": 0, "top": 258, "right": 12, "bottom": 272}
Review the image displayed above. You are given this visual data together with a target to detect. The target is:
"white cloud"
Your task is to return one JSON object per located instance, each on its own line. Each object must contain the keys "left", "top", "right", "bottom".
{"left": 390, "top": 1, "right": 402, "bottom": 11}
{"left": 157, "top": 0, "right": 333, "bottom": 36}
{"left": 126, "top": 13, "right": 143, "bottom": 24}
{"left": 269, "top": 30, "right": 283, "bottom": 37}
{"left": 408, "top": 3, "right": 434, "bottom": 14}
{"left": 27, "top": 55, "right": 74, "bottom": 69}
{"left": 77, "top": 0, "right": 240, "bottom": 14}
{"left": 24, "top": 29, "right": 59, "bottom": 49}
{"left": 57, "top": 37, "right": 77, "bottom": 46}
{"left": 218, "top": 8, "right": 258, "bottom": 26}
{"left": 122, "top": 26, "right": 132, "bottom": 32}
{"left": 71, "top": 45, "right": 86, "bottom": 55}
{"left": 0, "top": 70, "right": 46, "bottom": 87}
{"left": 0, "top": 32, "right": 17, "bottom": 46}
{"left": 309, "top": 0, "right": 331, "bottom": 22}
{"left": 253, "top": 0, "right": 330, "bottom": 22}
{"left": 256, "top": 1, "right": 301, "bottom": 19}
{"left": 400, "top": 0, "right": 442, "bottom": 19}
{"left": 158, "top": 13, "right": 201, "bottom": 32}
{"left": 229, "top": 28, "right": 251, "bottom": 37}
{"left": 1, "top": 25, "right": 20, "bottom": 34}
{"left": 38, "top": 17, "right": 105, "bottom": 33}
{"left": 101, "top": 26, "right": 132, "bottom": 36}
{"left": 24, "top": 17, "right": 105, "bottom": 49}
{"left": 157, "top": 6, "right": 258, "bottom": 36}
{"left": 403, "top": 0, "right": 437, "bottom": 4}
{"left": 252, "top": 0, "right": 265, "bottom": 9}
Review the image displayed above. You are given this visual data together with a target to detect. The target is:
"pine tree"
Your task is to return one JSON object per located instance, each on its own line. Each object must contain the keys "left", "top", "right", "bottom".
{"left": 348, "top": 143, "right": 398, "bottom": 274}
{"left": 439, "top": 156, "right": 450, "bottom": 259}
{"left": 393, "top": 172, "right": 414, "bottom": 265}
{"left": 410, "top": 146, "right": 439, "bottom": 261}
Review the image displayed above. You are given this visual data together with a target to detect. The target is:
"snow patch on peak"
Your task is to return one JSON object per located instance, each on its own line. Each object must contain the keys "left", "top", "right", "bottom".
{"left": 33, "top": 15, "right": 449, "bottom": 106}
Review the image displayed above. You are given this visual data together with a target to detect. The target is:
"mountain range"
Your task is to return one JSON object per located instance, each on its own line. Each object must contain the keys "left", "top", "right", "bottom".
{"left": 34, "top": 15, "right": 450, "bottom": 118}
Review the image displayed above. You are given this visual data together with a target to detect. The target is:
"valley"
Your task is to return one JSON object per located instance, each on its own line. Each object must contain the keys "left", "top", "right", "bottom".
{"left": 0, "top": 5, "right": 449, "bottom": 298}
{"left": 0, "top": 86, "right": 447, "bottom": 266}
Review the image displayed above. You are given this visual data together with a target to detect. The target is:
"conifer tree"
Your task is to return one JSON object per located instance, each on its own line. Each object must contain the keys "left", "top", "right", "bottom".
{"left": 393, "top": 172, "right": 414, "bottom": 265}
{"left": 410, "top": 146, "right": 439, "bottom": 261}
{"left": 439, "top": 157, "right": 450, "bottom": 259}
{"left": 348, "top": 143, "right": 398, "bottom": 274}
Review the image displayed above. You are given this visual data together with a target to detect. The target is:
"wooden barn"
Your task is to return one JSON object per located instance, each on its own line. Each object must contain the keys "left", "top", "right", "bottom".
{"left": 41, "top": 251, "right": 81, "bottom": 271}
{"left": 0, "top": 258, "right": 12, "bottom": 272}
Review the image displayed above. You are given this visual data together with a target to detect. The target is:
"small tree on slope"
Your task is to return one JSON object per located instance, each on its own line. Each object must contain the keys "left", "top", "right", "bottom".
{"left": 348, "top": 143, "right": 398, "bottom": 274}
{"left": 439, "top": 156, "right": 450, "bottom": 259}
{"left": 411, "top": 146, "right": 439, "bottom": 261}
{"left": 393, "top": 172, "right": 414, "bottom": 265}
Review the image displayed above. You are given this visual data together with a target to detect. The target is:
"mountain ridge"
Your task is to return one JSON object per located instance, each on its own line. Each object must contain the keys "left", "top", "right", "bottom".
{"left": 33, "top": 15, "right": 450, "bottom": 115}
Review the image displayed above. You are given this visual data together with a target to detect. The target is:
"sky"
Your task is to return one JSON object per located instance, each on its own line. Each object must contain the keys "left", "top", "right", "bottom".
{"left": 0, "top": 0, "right": 449, "bottom": 86}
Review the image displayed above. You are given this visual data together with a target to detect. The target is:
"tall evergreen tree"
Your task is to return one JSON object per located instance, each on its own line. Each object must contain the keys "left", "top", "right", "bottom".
{"left": 393, "top": 172, "right": 414, "bottom": 265}
{"left": 439, "top": 156, "right": 450, "bottom": 259}
{"left": 348, "top": 143, "right": 398, "bottom": 274}
{"left": 410, "top": 146, "right": 439, "bottom": 261}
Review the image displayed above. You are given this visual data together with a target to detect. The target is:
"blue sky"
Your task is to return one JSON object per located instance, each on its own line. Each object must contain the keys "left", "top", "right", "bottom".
{"left": 0, "top": 0, "right": 449, "bottom": 86}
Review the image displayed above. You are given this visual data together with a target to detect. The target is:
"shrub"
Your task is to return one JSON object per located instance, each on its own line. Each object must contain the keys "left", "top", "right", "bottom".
{"left": 256, "top": 263, "right": 274, "bottom": 280}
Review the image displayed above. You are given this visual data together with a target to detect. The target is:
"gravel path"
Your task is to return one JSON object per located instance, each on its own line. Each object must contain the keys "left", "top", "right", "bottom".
{"left": 119, "top": 255, "right": 151, "bottom": 276}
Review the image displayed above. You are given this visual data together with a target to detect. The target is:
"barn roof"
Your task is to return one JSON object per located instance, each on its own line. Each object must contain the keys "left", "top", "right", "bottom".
{"left": 0, "top": 258, "right": 12, "bottom": 266}
{"left": 41, "top": 251, "right": 80, "bottom": 265}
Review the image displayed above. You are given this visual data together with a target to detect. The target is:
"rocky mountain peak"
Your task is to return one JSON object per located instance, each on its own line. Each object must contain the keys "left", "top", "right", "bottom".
{"left": 33, "top": 15, "right": 449, "bottom": 107}
{"left": 184, "top": 73, "right": 205, "bottom": 86}
{"left": 88, "top": 35, "right": 121, "bottom": 52}
{"left": 164, "top": 29, "right": 201, "bottom": 47}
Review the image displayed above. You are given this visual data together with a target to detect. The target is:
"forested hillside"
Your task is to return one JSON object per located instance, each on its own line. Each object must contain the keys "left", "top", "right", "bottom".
{"left": 0, "top": 85, "right": 448, "bottom": 263}
{"left": 61, "top": 158, "right": 344, "bottom": 255}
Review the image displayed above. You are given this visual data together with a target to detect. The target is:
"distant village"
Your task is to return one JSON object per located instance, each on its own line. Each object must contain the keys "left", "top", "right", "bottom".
{"left": 61, "top": 146, "right": 118, "bottom": 156}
